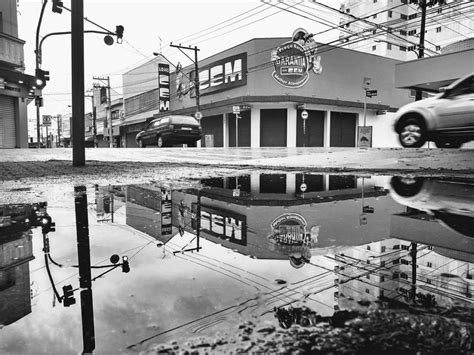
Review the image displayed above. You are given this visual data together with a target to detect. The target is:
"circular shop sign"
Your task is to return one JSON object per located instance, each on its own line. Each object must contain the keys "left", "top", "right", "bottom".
{"left": 195, "top": 111, "right": 202, "bottom": 120}
{"left": 301, "top": 110, "right": 308, "bottom": 120}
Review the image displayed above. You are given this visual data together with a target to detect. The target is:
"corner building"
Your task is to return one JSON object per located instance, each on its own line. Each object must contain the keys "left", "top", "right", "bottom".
{"left": 161, "top": 36, "right": 412, "bottom": 148}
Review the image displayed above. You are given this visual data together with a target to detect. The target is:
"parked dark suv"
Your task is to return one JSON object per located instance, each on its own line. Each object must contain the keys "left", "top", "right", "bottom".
{"left": 135, "top": 115, "right": 202, "bottom": 148}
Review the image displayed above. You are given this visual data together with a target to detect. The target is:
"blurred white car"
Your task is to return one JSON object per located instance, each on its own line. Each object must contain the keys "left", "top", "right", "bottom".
{"left": 394, "top": 72, "right": 474, "bottom": 148}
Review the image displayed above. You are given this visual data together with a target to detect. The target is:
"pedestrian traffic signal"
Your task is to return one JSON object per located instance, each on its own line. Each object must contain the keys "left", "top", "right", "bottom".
{"left": 121, "top": 256, "right": 130, "bottom": 273}
{"left": 62, "top": 284, "right": 76, "bottom": 307}
{"left": 52, "top": 0, "right": 63, "bottom": 14}
{"left": 35, "top": 69, "right": 50, "bottom": 88}
{"left": 115, "top": 25, "right": 124, "bottom": 43}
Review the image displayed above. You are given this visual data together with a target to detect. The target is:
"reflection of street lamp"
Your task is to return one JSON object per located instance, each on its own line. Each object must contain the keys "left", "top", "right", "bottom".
{"left": 359, "top": 177, "right": 374, "bottom": 225}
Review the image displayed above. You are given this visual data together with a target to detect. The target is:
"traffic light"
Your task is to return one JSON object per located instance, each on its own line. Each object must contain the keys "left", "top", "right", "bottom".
{"left": 40, "top": 215, "right": 56, "bottom": 234}
{"left": 115, "top": 25, "right": 124, "bottom": 43}
{"left": 121, "top": 256, "right": 130, "bottom": 273}
{"left": 52, "top": 0, "right": 63, "bottom": 14}
{"left": 35, "top": 69, "right": 50, "bottom": 88}
{"left": 62, "top": 285, "right": 76, "bottom": 307}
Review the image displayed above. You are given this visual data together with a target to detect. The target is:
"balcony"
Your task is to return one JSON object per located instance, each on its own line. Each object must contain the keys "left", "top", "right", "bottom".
{"left": 0, "top": 32, "right": 25, "bottom": 69}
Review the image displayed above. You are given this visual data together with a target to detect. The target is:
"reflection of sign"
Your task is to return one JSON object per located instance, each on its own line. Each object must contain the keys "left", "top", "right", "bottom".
{"left": 271, "top": 28, "right": 322, "bottom": 88}
{"left": 366, "top": 89, "right": 377, "bottom": 97}
{"left": 158, "top": 63, "right": 170, "bottom": 111}
{"left": 233, "top": 105, "right": 240, "bottom": 114}
{"left": 42, "top": 115, "right": 52, "bottom": 126}
{"left": 300, "top": 183, "right": 307, "bottom": 192}
{"left": 301, "top": 110, "right": 308, "bottom": 120}
{"left": 269, "top": 213, "right": 311, "bottom": 246}
{"left": 161, "top": 188, "right": 172, "bottom": 236}
{"left": 363, "top": 77, "right": 371, "bottom": 89}
{"left": 192, "top": 204, "right": 247, "bottom": 245}
{"left": 358, "top": 126, "right": 373, "bottom": 148}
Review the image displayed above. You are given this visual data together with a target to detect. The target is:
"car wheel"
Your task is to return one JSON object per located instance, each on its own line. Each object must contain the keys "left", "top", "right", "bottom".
{"left": 434, "top": 139, "right": 463, "bottom": 149}
{"left": 390, "top": 176, "right": 424, "bottom": 197}
{"left": 137, "top": 139, "right": 145, "bottom": 148}
{"left": 157, "top": 136, "right": 165, "bottom": 148}
{"left": 398, "top": 117, "right": 426, "bottom": 148}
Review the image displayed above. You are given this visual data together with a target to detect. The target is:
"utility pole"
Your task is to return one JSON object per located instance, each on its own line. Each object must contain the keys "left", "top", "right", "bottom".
{"left": 169, "top": 43, "right": 201, "bottom": 115}
{"left": 85, "top": 93, "right": 98, "bottom": 147}
{"left": 93, "top": 77, "right": 113, "bottom": 148}
{"left": 71, "top": 0, "right": 85, "bottom": 166}
{"left": 415, "top": 0, "right": 427, "bottom": 101}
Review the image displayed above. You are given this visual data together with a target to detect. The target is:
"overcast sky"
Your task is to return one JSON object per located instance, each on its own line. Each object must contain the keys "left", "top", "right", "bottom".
{"left": 18, "top": 0, "right": 342, "bottom": 118}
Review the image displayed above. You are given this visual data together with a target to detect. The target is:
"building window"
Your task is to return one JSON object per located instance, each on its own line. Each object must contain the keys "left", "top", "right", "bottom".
{"left": 409, "top": 13, "right": 418, "bottom": 20}
{"left": 366, "top": 288, "right": 370, "bottom": 294}
{"left": 436, "top": 45, "right": 441, "bottom": 51}
{"left": 380, "top": 276, "right": 385, "bottom": 282}
{"left": 400, "top": 30, "right": 407, "bottom": 36}
{"left": 436, "top": 27, "right": 442, "bottom": 33}
{"left": 367, "top": 245, "right": 371, "bottom": 251}
{"left": 437, "top": 8, "right": 442, "bottom": 14}
{"left": 427, "top": 262, "right": 433, "bottom": 267}
{"left": 401, "top": 259, "right": 409, "bottom": 265}
{"left": 380, "top": 290, "right": 384, "bottom": 297}
{"left": 366, "top": 274, "right": 370, "bottom": 279}
{"left": 367, "top": 259, "right": 371, "bottom": 264}
{"left": 388, "top": 11, "right": 393, "bottom": 18}
{"left": 426, "top": 278, "right": 432, "bottom": 284}
{"left": 400, "top": 46, "right": 407, "bottom": 51}
{"left": 346, "top": 8, "right": 350, "bottom": 13}
{"left": 408, "top": 29, "right": 417, "bottom": 35}
{"left": 373, "top": 14, "right": 377, "bottom": 19}
{"left": 401, "top": 14, "right": 407, "bottom": 20}
{"left": 393, "top": 244, "right": 400, "bottom": 250}
{"left": 381, "top": 246, "right": 386, "bottom": 253}
{"left": 393, "top": 258, "right": 400, "bottom": 264}
{"left": 387, "top": 43, "right": 392, "bottom": 50}
{"left": 393, "top": 272, "right": 399, "bottom": 279}
{"left": 408, "top": 45, "right": 416, "bottom": 51}
{"left": 381, "top": 260, "right": 386, "bottom": 267}
{"left": 400, "top": 273, "right": 408, "bottom": 279}
{"left": 401, "top": 244, "right": 409, "bottom": 250}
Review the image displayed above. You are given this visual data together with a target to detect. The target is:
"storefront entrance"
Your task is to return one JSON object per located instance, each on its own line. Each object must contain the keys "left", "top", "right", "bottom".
{"left": 0, "top": 96, "right": 17, "bottom": 148}
{"left": 330, "top": 112, "right": 356, "bottom": 147}
{"left": 260, "top": 109, "right": 287, "bottom": 147}
{"left": 229, "top": 111, "right": 250, "bottom": 147}
{"left": 296, "top": 109, "right": 324, "bottom": 147}
{"left": 201, "top": 114, "right": 224, "bottom": 147}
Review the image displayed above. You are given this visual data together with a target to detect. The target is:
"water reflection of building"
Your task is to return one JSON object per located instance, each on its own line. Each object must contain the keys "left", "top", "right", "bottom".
{"left": 124, "top": 184, "right": 173, "bottom": 242}
{"left": 171, "top": 173, "right": 404, "bottom": 263}
{"left": 94, "top": 185, "right": 126, "bottom": 223}
{"left": 0, "top": 204, "right": 40, "bottom": 326}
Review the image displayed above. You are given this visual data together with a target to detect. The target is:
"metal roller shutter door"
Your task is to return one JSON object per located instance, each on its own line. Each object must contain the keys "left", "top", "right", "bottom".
{"left": 0, "top": 96, "right": 17, "bottom": 148}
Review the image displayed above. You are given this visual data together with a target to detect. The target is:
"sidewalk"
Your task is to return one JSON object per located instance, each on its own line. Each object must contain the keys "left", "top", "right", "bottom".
{"left": 1, "top": 147, "right": 473, "bottom": 184}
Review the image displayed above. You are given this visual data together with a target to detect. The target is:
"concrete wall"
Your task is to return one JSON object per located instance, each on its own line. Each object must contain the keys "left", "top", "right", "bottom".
{"left": 0, "top": 0, "right": 18, "bottom": 37}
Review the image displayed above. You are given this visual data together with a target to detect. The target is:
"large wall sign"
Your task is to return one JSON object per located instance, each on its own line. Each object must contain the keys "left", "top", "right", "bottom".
{"left": 271, "top": 28, "right": 322, "bottom": 88}
{"left": 176, "top": 53, "right": 247, "bottom": 99}
{"left": 158, "top": 63, "right": 170, "bottom": 111}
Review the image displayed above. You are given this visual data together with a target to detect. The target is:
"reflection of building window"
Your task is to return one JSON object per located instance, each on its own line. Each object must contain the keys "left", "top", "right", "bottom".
{"left": 393, "top": 272, "right": 399, "bottom": 279}
{"left": 365, "top": 288, "right": 370, "bottom": 294}
{"left": 381, "top": 246, "right": 386, "bottom": 253}
{"left": 366, "top": 274, "right": 370, "bottom": 279}
{"left": 426, "top": 278, "right": 432, "bottom": 284}
{"left": 401, "top": 244, "right": 409, "bottom": 250}
{"left": 427, "top": 262, "right": 432, "bottom": 267}
{"left": 401, "top": 259, "right": 409, "bottom": 265}
{"left": 367, "top": 245, "right": 371, "bottom": 250}
{"left": 400, "top": 273, "right": 408, "bottom": 279}
{"left": 393, "top": 244, "right": 400, "bottom": 250}
{"left": 381, "top": 260, "right": 386, "bottom": 267}
{"left": 380, "top": 276, "right": 385, "bottom": 282}
{"left": 393, "top": 258, "right": 400, "bottom": 265}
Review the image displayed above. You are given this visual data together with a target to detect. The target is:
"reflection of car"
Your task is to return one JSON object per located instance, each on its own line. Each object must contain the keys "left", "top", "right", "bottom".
{"left": 28, "top": 142, "right": 46, "bottom": 148}
{"left": 135, "top": 115, "right": 202, "bottom": 148}
{"left": 389, "top": 176, "right": 474, "bottom": 237}
{"left": 393, "top": 72, "right": 474, "bottom": 148}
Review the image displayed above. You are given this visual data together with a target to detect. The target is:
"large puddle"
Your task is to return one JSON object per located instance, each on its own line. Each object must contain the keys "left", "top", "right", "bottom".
{"left": 1, "top": 173, "right": 473, "bottom": 353}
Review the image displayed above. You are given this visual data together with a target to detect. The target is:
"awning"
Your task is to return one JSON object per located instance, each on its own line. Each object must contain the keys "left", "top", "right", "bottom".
{"left": 119, "top": 109, "right": 160, "bottom": 126}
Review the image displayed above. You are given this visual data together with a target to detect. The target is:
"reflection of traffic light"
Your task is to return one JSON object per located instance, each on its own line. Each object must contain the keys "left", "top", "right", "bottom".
{"left": 121, "top": 256, "right": 130, "bottom": 273}
{"left": 52, "top": 0, "right": 63, "bottom": 13}
{"left": 62, "top": 285, "right": 76, "bottom": 307}
{"left": 41, "top": 215, "right": 56, "bottom": 234}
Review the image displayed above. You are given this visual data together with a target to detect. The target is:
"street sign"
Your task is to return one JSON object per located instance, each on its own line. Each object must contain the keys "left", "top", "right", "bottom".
{"left": 366, "top": 89, "right": 378, "bottom": 97}
{"left": 232, "top": 105, "right": 240, "bottom": 114}
{"left": 42, "top": 115, "right": 52, "bottom": 126}
{"left": 195, "top": 111, "right": 202, "bottom": 120}
{"left": 301, "top": 110, "right": 308, "bottom": 120}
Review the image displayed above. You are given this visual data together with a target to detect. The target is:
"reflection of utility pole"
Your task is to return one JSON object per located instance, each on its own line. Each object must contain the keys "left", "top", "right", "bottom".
{"left": 74, "top": 185, "right": 95, "bottom": 353}
{"left": 93, "top": 76, "right": 113, "bottom": 147}
{"left": 169, "top": 43, "right": 200, "bottom": 115}
{"left": 410, "top": 242, "right": 417, "bottom": 301}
